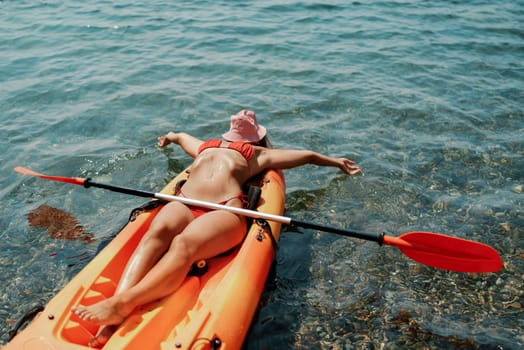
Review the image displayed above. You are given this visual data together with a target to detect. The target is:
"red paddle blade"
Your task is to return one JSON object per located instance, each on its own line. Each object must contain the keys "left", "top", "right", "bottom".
{"left": 383, "top": 232, "right": 502, "bottom": 273}
{"left": 14, "top": 167, "right": 85, "bottom": 186}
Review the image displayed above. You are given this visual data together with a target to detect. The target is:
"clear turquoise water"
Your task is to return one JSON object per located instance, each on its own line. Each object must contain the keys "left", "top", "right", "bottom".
{"left": 1, "top": 1, "right": 523, "bottom": 348}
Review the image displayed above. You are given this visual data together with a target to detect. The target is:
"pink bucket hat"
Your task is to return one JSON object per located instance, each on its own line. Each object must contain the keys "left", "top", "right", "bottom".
{"left": 222, "top": 110, "right": 267, "bottom": 143}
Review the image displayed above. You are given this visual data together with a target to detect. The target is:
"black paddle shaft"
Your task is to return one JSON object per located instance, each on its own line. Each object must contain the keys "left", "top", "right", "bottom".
{"left": 290, "top": 219, "right": 385, "bottom": 244}
{"left": 84, "top": 179, "right": 155, "bottom": 198}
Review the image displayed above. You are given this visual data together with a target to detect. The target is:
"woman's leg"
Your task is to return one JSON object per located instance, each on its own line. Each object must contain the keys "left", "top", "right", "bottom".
{"left": 115, "top": 201, "right": 194, "bottom": 293}
{"left": 74, "top": 201, "right": 194, "bottom": 347}
{"left": 72, "top": 208, "right": 246, "bottom": 326}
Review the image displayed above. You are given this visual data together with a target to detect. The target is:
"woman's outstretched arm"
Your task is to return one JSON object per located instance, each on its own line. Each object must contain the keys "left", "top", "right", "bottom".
{"left": 158, "top": 132, "right": 203, "bottom": 158}
{"left": 255, "top": 148, "right": 361, "bottom": 175}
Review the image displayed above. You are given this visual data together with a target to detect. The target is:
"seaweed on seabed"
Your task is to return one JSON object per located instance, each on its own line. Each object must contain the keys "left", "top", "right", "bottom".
{"left": 27, "top": 204, "right": 95, "bottom": 243}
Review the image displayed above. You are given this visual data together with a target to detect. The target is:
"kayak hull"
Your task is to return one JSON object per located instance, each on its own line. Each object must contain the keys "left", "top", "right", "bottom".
{"left": 6, "top": 169, "right": 285, "bottom": 350}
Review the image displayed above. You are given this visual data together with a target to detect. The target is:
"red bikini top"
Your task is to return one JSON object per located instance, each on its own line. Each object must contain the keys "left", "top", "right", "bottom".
{"left": 197, "top": 139, "right": 254, "bottom": 161}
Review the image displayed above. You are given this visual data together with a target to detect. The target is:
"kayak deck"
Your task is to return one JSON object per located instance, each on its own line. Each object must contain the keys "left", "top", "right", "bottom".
{"left": 6, "top": 169, "right": 285, "bottom": 349}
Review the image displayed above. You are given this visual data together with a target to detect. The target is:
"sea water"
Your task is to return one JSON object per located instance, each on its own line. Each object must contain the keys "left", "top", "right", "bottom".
{"left": 1, "top": 1, "right": 523, "bottom": 348}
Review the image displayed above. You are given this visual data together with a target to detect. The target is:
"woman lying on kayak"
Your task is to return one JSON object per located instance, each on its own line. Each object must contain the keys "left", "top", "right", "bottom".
{"left": 72, "top": 110, "right": 361, "bottom": 346}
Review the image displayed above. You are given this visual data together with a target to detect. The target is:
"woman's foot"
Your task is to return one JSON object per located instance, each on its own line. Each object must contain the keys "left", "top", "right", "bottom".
{"left": 72, "top": 297, "right": 132, "bottom": 326}
{"left": 88, "top": 325, "right": 117, "bottom": 348}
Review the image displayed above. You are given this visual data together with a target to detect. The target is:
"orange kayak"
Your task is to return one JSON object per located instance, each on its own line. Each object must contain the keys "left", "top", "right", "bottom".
{"left": 5, "top": 169, "right": 285, "bottom": 349}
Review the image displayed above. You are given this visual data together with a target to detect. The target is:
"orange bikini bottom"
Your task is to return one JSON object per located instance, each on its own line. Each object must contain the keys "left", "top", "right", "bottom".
{"left": 178, "top": 191, "right": 248, "bottom": 219}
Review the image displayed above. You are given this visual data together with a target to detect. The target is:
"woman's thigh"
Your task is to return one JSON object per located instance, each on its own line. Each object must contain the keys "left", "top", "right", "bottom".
{"left": 145, "top": 201, "right": 195, "bottom": 246}
{"left": 173, "top": 210, "right": 247, "bottom": 261}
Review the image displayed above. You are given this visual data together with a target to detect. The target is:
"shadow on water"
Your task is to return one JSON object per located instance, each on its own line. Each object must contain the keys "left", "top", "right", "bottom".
{"left": 245, "top": 188, "right": 320, "bottom": 348}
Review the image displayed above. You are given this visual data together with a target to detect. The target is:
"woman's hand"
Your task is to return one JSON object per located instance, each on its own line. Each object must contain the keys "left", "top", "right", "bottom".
{"left": 157, "top": 132, "right": 176, "bottom": 147}
{"left": 338, "top": 158, "right": 361, "bottom": 175}
{"left": 157, "top": 132, "right": 203, "bottom": 158}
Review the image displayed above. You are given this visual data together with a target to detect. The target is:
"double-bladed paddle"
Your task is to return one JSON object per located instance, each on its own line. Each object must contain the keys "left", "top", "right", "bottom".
{"left": 14, "top": 166, "right": 503, "bottom": 273}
